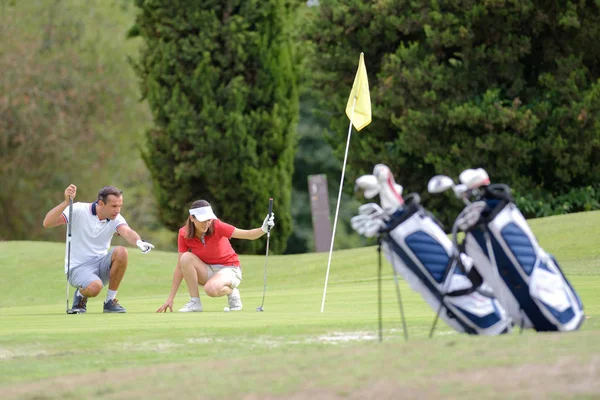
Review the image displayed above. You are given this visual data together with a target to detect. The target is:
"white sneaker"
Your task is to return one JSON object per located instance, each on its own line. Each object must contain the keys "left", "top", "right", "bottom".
{"left": 178, "top": 299, "right": 203, "bottom": 312}
{"left": 227, "top": 288, "right": 243, "bottom": 311}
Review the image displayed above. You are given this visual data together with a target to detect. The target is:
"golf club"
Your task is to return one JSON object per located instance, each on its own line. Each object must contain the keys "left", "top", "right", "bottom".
{"left": 256, "top": 198, "right": 273, "bottom": 312}
{"left": 65, "top": 197, "right": 79, "bottom": 314}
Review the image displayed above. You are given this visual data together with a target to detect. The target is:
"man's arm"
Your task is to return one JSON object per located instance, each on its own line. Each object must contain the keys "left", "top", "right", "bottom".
{"left": 43, "top": 184, "right": 77, "bottom": 228}
{"left": 116, "top": 224, "right": 142, "bottom": 246}
{"left": 117, "top": 225, "right": 154, "bottom": 253}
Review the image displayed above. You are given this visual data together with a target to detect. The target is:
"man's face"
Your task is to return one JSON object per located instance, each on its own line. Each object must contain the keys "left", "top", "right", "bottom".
{"left": 98, "top": 195, "right": 123, "bottom": 220}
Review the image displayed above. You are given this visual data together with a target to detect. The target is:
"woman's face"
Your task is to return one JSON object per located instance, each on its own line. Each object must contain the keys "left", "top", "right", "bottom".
{"left": 191, "top": 216, "right": 212, "bottom": 235}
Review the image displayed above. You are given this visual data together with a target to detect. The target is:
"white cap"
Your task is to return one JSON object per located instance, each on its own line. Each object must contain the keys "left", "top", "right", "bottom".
{"left": 189, "top": 206, "right": 217, "bottom": 222}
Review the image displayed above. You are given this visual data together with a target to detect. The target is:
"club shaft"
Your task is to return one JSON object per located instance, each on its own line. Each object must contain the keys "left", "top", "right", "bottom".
{"left": 258, "top": 198, "right": 273, "bottom": 309}
{"left": 66, "top": 197, "right": 73, "bottom": 312}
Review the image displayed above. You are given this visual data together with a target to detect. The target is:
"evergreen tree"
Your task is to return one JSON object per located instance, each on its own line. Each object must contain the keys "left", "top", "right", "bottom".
{"left": 131, "top": 0, "right": 298, "bottom": 253}
{"left": 307, "top": 0, "right": 600, "bottom": 224}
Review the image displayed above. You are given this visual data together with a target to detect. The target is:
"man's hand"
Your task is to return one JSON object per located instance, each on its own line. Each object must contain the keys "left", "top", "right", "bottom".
{"left": 64, "top": 184, "right": 77, "bottom": 202}
{"left": 261, "top": 213, "right": 275, "bottom": 233}
{"left": 136, "top": 239, "right": 154, "bottom": 254}
{"left": 156, "top": 299, "right": 173, "bottom": 313}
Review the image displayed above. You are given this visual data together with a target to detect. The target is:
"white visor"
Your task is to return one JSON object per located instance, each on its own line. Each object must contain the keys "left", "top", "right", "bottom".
{"left": 189, "top": 206, "right": 217, "bottom": 222}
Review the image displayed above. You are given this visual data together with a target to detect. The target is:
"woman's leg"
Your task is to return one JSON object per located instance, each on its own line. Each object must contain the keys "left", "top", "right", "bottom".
{"left": 203, "top": 273, "right": 233, "bottom": 298}
{"left": 179, "top": 252, "right": 210, "bottom": 297}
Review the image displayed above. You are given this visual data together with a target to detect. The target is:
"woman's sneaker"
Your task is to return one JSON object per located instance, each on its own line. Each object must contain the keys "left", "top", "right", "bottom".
{"left": 103, "top": 299, "right": 126, "bottom": 313}
{"left": 178, "top": 299, "right": 203, "bottom": 312}
{"left": 227, "top": 288, "right": 243, "bottom": 311}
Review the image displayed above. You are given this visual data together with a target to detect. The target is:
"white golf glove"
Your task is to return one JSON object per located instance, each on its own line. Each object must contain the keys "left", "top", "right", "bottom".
{"left": 136, "top": 239, "right": 154, "bottom": 254}
{"left": 261, "top": 213, "right": 275, "bottom": 233}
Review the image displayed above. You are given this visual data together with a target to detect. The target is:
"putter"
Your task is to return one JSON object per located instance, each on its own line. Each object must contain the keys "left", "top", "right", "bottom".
{"left": 65, "top": 197, "right": 79, "bottom": 315}
{"left": 256, "top": 198, "right": 273, "bottom": 312}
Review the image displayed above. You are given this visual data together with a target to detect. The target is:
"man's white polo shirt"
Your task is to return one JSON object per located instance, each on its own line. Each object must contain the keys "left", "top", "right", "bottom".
{"left": 62, "top": 202, "right": 128, "bottom": 273}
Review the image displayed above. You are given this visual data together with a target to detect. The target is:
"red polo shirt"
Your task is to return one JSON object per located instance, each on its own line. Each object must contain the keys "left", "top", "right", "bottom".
{"left": 178, "top": 220, "right": 240, "bottom": 266}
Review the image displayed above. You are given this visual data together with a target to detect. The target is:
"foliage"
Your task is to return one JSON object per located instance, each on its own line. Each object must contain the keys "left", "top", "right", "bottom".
{"left": 306, "top": 0, "right": 600, "bottom": 226}
{"left": 517, "top": 184, "right": 600, "bottom": 218}
{"left": 130, "top": 0, "right": 299, "bottom": 254}
{"left": 0, "top": 0, "right": 166, "bottom": 246}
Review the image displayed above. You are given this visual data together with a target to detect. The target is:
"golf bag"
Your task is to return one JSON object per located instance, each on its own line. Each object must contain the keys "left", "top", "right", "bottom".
{"left": 463, "top": 184, "right": 584, "bottom": 332}
{"left": 376, "top": 195, "right": 511, "bottom": 335}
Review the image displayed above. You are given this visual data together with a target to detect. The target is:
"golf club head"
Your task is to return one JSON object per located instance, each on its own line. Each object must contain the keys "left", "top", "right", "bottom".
{"left": 459, "top": 168, "right": 490, "bottom": 189}
{"left": 256, "top": 306, "right": 264, "bottom": 312}
{"left": 427, "top": 175, "right": 455, "bottom": 194}
{"left": 66, "top": 309, "right": 80, "bottom": 315}
{"left": 452, "top": 183, "right": 469, "bottom": 199}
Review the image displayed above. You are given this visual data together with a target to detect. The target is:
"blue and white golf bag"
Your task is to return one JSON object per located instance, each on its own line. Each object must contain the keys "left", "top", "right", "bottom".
{"left": 352, "top": 165, "right": 511, "bottom": 336}
{"left": 463, "top": 184, "right": 584, "bottom": 332}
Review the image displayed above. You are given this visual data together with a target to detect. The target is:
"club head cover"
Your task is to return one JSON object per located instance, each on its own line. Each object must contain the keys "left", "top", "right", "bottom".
{"left": 459, "top": 168, "right": 490, "bottom": 189}
{"left": 355, "top": 174, "right": 380, "bottom": 199}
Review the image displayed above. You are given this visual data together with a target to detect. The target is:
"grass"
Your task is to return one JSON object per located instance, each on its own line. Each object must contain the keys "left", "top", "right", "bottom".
{"left": 1, "top": 211, "right": 600, "bottom": 399}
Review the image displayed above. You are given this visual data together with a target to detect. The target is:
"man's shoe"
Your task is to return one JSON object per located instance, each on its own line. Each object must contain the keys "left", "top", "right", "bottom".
{"left": 70, "top": 290, "right": 87, "bottom": 314}
{"left": 227, "top": 288, "right": 243, "bottom": 311}
{"left": 103, "top": 299, "right": 126, "bottom": 313}
{"left": 178, "top": 300, "right": 203, "bottom": 312}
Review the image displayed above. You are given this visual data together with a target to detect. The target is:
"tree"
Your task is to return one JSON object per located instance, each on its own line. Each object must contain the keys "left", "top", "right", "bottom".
{"left": 0, "top": 0, "right": 155, "bottom": 243}
{"left": 307, "top": 0, "right": 600, "bottom": 225}
{"left": 130, "top": 0, "right": 299, "bottom": 254}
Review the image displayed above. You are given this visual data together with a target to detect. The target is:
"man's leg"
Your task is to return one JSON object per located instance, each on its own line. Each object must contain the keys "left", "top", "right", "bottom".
{"left": 108, "top": 246, "right": 128, "bottom": 291}
{"left": 178, "top": 252, "right": 210, "bottom": 312}
{"left": 102, "top": 247, "right": 127, "bottom": 313}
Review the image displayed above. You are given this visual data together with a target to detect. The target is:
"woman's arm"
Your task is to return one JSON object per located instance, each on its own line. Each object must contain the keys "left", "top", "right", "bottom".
{"left": 230, "top": 213, "right": 275, "bottom": 240}
{"left": 156, "top": 252, "right": 185, "bottom": 312}
{"left": 231, "top": 227, "right": 265, "bottom": 240}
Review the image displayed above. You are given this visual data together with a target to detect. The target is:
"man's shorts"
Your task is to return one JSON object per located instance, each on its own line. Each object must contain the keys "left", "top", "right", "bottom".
{"left": 206, "top": 265, "right": 243, "bottom": 288}
{"left": 68, "top": 249, "right": 114, "bottom": 289}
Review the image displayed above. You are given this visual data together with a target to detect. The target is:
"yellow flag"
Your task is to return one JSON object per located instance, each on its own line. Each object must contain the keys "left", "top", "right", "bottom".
{"left": 345, "top": 52, "right": 372, "bottom": 131}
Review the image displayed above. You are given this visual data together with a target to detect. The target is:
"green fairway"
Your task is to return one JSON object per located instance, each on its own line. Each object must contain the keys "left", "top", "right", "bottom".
{"left": 1, "top": 211, "right": 600, "bottom": 399}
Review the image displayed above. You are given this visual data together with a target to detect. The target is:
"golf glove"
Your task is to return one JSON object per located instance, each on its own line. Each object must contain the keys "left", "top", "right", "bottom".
{"left": 136, "top": 239, "right": 154, "bottom": 254}
{"left": 261, "top": 213, "right": 275, "bottom": 233}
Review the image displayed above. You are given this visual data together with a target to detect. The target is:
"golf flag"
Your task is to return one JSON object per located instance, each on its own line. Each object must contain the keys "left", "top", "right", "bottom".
{"left": 345, "top": 52, "right": 371, "bottom": 131}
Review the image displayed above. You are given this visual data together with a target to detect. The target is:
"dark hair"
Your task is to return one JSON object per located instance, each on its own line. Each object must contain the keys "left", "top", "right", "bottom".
{"left": 185, "top": 199, "right": 215, "bottom": 239}
{"left": 97, "top": 186, "right": 123, "bottom": 204}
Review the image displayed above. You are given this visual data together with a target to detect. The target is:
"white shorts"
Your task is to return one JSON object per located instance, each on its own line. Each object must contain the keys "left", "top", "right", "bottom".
{"left": 68, "top": 249, "right": 114, "bottom": 289}
{"left": 206, "top": 265, "right": 243, "bottom": 288}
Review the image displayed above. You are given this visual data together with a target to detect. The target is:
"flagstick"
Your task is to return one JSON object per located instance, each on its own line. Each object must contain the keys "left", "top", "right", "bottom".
{"left": 320, "top": 98, "right": 356, "bottom": 313}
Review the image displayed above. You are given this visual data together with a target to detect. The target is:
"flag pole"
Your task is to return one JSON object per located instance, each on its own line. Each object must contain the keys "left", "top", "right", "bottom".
{"left": 320, "top": 98, "right": 356, "bottom": 313}
{"left": 320, "top": 52, "right": 371, "bottom": 313}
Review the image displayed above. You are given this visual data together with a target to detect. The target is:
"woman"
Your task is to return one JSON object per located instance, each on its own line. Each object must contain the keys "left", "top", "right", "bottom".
{"left": 156, "top": 200, "right": 274, "bottom": 313}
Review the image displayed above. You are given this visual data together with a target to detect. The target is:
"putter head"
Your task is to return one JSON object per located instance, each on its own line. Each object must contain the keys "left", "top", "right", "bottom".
{"left": 66, "top": 309, "right": 80, "bottom": 315}
{"left": 256, "top": 306, "right": 264, "bottom": 312}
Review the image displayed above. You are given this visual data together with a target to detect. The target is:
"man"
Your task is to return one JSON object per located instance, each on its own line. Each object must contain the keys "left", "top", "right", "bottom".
{"left": 43, "top": 184, "right": 154, "bottom": 313}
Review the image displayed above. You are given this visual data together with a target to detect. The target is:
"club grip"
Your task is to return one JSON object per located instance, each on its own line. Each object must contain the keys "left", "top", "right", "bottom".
{"left": 68, "top": 197, "right": 73, "bottom": 238}
{"left": 268, "top": 198, "right": 273, "bottom": 216}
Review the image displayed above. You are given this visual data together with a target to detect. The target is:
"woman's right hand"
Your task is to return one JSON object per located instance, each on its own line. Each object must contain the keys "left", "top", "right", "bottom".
{"left": 156, "top": 299, "right": 174, "bottom": 313}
